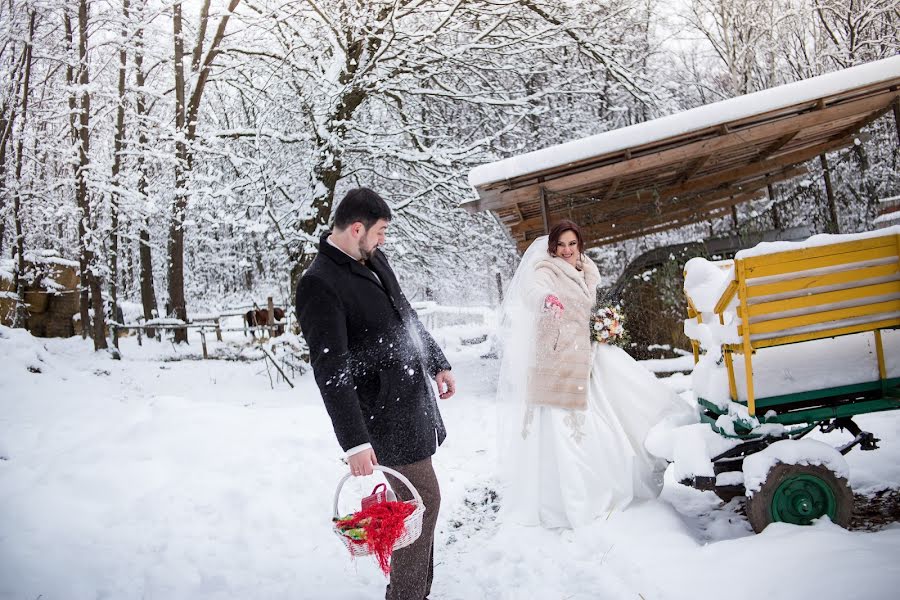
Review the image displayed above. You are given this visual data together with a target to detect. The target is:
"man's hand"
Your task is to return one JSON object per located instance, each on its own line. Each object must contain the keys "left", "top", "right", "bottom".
{"left": 348, "top": 448, "right": 377, "bottom": 477}
{"left": 435, "top": 370, "right": 455, "bottom": 400}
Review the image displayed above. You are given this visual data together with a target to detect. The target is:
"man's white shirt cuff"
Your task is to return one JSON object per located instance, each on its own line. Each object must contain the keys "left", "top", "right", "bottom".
{"left": 345, "top": 443, "right": 372, "bottom": 458}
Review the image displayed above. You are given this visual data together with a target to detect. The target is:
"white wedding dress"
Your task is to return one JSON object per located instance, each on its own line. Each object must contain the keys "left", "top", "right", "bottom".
{"left": 497, "top": 237, "right": 695, "bottom": 529}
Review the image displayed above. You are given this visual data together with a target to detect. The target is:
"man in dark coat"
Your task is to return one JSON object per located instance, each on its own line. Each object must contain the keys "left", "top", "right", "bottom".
{"left": 296, "top": 188, "right": 455, "bottom": 600}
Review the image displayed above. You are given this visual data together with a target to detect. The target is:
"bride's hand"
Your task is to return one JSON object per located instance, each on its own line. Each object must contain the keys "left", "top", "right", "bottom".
{"left": 544, "top": 294, "right": 564, "bottom": 316}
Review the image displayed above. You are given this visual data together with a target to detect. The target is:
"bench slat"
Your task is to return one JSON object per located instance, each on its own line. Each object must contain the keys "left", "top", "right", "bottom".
{"left": 750, "top": 320, "right": 900, "bottom": 349}
{"left": 744, "top": 243, "right": 898, "bottom": 279}
{"left": 742, "top": 280, "right": 900, "bottom": 318}
{"left": 745, "top": 298, "right": 900, "bottom": 335}
{"left": 746, "top": 261, "right": 900, "bottom": 298}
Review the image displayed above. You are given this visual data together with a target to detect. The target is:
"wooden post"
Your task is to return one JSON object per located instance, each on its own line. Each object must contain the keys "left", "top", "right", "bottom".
{"left": 215, "top": 317, "right": 222, "bottom": 342}
{"left": 874, "top": 329, "right": 887, "bottom": 382}
{"left": 767, "top": 182, "right": 781, "bottom": 230}
{"left": 136, "top": 324, "right": 142, "bottom": 347}
{"left": 267, "top": 296, "right": 275, "bottom": 339}
{"left": 736, "top": 260, "right": 756, "bottom": 416}
{"left": 539, "top": 186, "right": 550, "bottom": 234}
{"left": 819, "top": 153, "right": 839, "bottom": 233}
{"left": 200, "top": 328, "right": 208, "bottom": 359}
{"left": 731, "top": 204, "right": 739, "bottom": 231}
{"left": 893, "top": 98, "right": 900, "bottom": 146}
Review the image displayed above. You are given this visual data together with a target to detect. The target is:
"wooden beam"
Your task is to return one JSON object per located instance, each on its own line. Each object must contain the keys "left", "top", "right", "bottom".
{"left": 756, "top": 131, "right": 798, "bottom": 160}
{"left": 586, "top": 206, "right": 735, "bottom": 247}
{"left": 598, "top": 169, "right": 797, "bottom": 227}
{"left": 558, "top": 123, "right": 869, "bottom": 211}
{"left": 829, "top": 103, "right": 895, "bottom": 142}
{"left": 510, "top": 164, "right": 807, "bottom": 237}
{"left": 579, "top": 187, "right": 768, "bottom": 242}
{"left": 675, "top": 154, "right": 711, "bottom": 184}
{"left": 539, "top": 186, "right": 550, "bottom": 233}
{"left": 820, "top": 153, "right": 839, "bottom": 234}
{"left": 471, "top": 90, "right": 900, "bottom": 211}
{"left": 611, "top": 131, "right": 856, "bottom": 206}
{"left": 585, "top": 188, "right": 767, "bottom": 247}
{"left": 893, "top": 97, "right": 900, "bottom": 145}
{"left": 768, "top": 182, "right": 781, "bottom": 230}
{"left": 522, "top": 188, "right": 763, "bottom": 248}
{"left": 601, "top": 176, "right": 620, "bottom": 201}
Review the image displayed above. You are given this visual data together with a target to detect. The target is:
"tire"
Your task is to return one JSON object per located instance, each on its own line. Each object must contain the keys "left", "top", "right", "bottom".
{"left": 746, "top": 463, "right": 853, "bottom": 533}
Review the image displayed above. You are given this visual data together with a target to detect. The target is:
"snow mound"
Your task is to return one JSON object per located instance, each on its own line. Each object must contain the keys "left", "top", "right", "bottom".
{"left": 743, "top": 439, "right": 850, "bottom": 496}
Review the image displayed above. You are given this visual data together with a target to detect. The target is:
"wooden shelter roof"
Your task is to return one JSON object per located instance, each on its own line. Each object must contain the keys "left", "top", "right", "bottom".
{"left": 464, "top": 56, "right": 900, "bottom": 253}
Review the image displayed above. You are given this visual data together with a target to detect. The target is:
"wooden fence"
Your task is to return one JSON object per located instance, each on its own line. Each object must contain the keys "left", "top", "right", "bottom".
{"left": 111, "top": 296, "right": 293, "bottom": 358}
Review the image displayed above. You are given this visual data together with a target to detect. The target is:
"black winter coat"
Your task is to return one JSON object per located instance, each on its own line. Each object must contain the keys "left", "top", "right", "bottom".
{"left": 296, "top": 232, "right": 451, "bottom": 466}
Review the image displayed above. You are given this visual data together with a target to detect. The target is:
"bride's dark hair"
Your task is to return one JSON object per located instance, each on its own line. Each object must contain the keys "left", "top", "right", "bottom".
{"left": 547, "top": 220, "right": 584, "bottom": 257}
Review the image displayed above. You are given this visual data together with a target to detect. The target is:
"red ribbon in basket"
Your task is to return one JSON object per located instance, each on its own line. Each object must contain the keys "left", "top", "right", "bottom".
{"left": 338, "top": 500, "right": 416, "bottom": 575}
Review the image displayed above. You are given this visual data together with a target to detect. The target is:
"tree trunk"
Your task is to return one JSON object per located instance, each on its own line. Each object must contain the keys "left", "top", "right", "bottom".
{"left": 64, "top": 12, "right": 91, "bottom": 339}
{"left": 134, "top": 0, "right": 158, "bottom": 339}
{"left": 169, "top": 0, "right": 188, "bottom": 339}
{"left": 11, "top": 11, "right": 36, "bottom": 329}
{"left": 72, "top": 0, "right": 107, "bottom": 350}
{"left": 168, "top": 0, "right": 240, "bottom": 343}
{"left": 0, "top": 88, "right": 20, "bottom": 254}
{"left": 291, "top": 18, "right": 384, "bottom": 290}
{"left": 0, "top": 13, "right": 31, "bottom": 261}
{"left": 108, "top": 0, "right": 130, "bottom": 347}
{"left": 0, "top": 108, "right": 8, "bottom": 254}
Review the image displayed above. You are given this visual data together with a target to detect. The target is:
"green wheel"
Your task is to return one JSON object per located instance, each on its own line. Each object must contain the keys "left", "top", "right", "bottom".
{"left": 746, "top": 463, "right": 853, "bottom": 533}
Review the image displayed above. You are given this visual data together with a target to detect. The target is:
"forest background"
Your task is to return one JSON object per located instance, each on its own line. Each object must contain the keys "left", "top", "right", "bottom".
{"left": 0, "top": 0, "right": 897, "bottom": 350}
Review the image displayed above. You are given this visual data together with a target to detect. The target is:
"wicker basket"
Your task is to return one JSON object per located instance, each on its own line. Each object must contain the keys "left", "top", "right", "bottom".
{"left": 332, "top": 465, "right": 425, "bottom": 557}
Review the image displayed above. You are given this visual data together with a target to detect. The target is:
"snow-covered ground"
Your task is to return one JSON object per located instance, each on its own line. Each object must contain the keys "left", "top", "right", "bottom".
{"left": 1, "top": 325, "right": 899, "bottom": 599}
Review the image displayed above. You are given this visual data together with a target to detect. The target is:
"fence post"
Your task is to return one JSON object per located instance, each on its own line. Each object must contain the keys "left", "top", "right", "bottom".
{"left": 267, "top": 296, "right": 275, "bottom": 339}
{"left": 200, "top": 328, "right": 208, "bottom": 359}
{"left": 136, "top": 325, "right": 142, "bottom": 347}
{"left": 215, "top": 318, "right": 223, "bottom": 342}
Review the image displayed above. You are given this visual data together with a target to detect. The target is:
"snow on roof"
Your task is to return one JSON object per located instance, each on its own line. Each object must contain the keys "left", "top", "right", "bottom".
{"left": 468, "top": 56, "right": 900, "bottom": 189}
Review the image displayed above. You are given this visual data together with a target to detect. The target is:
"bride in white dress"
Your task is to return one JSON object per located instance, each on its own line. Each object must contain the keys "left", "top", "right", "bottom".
{"left": 496, "top": 221, "right": 695, "bottom": 528}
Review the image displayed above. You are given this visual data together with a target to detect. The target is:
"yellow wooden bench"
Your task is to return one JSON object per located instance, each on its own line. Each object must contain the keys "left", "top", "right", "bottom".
{"left": 704, "top": 230, "right": 900, "bottom": 418}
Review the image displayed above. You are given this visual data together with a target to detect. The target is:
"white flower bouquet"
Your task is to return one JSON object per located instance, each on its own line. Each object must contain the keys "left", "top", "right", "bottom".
{"left": 590, "top": 305, "right": 626, "bottom": 344}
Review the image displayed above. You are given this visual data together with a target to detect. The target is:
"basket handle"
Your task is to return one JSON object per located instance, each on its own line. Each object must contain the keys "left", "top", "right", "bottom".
{"left": 332, "top": 465, "right": 424, "bottom": 519}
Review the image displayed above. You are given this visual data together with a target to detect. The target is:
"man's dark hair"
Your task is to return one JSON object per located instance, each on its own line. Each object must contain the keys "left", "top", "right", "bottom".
{"left": 332, "top": 188, "right": 392, "bottom": 230}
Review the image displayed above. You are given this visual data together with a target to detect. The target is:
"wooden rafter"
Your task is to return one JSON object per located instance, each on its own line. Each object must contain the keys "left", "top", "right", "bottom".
{"left": 601, "top": 176, "right": 621, "bottom": 201}
{"left": 675, "top": 154, "right": 711, "bottom": 184}
{"left": 585, "top": 188, "right": 767, "bottom": 246}
{"left": 756, "top": 132, "right": 799, "bottom": 161}
{"left": 829, "top": 103, "right": 895, "bottom": 142}
{"left": 510, "top": 153, "right": 816, "bottom": 237}
{"left": 575, "top": 187, "right": 771, "bottom": 242}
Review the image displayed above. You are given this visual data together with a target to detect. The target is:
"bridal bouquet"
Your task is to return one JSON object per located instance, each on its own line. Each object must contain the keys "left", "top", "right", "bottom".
{"left": 590, "top": 305, "right": 626, "bottom": 345}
